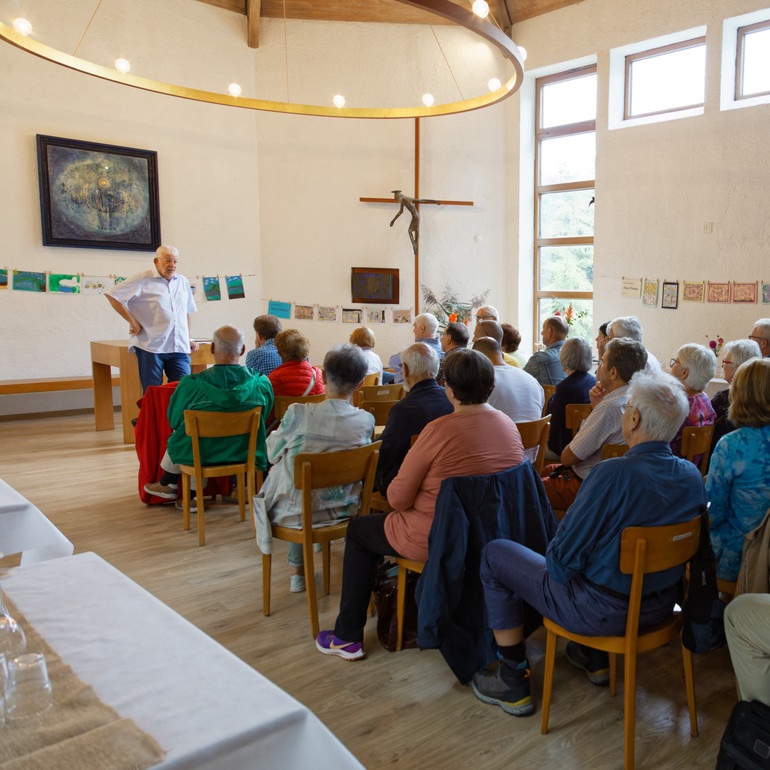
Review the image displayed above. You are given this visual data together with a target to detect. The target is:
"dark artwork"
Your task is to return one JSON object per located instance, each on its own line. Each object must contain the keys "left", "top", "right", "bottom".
{"left": 351, "top": 267, "right": 399, "bottom": 304}
{"left": 37, "top": 135, "right": 161, "bottom": 251}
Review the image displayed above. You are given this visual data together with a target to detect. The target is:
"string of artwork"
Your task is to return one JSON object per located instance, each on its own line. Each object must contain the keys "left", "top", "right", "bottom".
{"left": 620, "top": 278, "right": 769, "bottom": 309}
{"left": 266, "top": 300, "right": 413, "bottom": 325}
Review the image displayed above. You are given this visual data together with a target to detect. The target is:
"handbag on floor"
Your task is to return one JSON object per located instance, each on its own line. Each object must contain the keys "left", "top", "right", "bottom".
{"left": 374, "top": 561, "right": 418, "bottom": 651}
{"left": 716, "top": 700, "right": 770, "bottom": 769}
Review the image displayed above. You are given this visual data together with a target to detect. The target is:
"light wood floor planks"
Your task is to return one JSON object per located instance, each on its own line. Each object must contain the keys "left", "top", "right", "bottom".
{"left": 0, "top": 414, "right": 737, "bottom": 769}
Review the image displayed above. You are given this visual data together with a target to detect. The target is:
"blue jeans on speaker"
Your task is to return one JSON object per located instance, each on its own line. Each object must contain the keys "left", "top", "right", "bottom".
{"left": 135, "top": 348, "right": 191, "bottom": 392}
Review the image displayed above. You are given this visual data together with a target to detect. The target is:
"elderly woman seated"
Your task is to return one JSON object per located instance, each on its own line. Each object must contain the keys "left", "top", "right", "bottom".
{"left": 706, "top": 358, "right": 770, "bottom": 582}
{"left": 501, "top": 323, "right": 526, "bottom": 368}
{"left": 668, "top": 343, "right": 717, "bottom": 457}
{"left": 546, "top": 337, "right": 597, "bottom": 460}
{"left": 349, "top": 326, "right": 383, "bottom": 385}
{"left": 315, "top": 348, "right": 525, "bottom": 660}
{"left": 253, "top": 344, "right": 374, "bottom": 593}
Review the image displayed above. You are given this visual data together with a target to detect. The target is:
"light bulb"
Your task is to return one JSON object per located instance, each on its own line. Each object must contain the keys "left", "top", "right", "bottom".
{"left": 228, "top": 83, "right": 242, "bottom": 97}
{"left": 422, "top": 93, "right": 435, "bottom": 107}
{"left": 13, "top": 18, "right": 32, "bottom": 36}
{"left": 115, "top": 58, "right": 131, "bottom": 73}
{"left": 472, "top": 1, "right": 489, "bottom": 19}
{"left": 333, "top": 94, "right": 345, "bottom": 108}
{"left": 518, "top": 45, "right": 528, "bottom": 62}
{"left": 488, "top": 78, "right": 501, "bottom": 92}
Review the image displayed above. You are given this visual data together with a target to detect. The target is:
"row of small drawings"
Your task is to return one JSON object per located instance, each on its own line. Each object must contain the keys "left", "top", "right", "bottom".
{"left": 267, "top": 300, "right": 413, "bottom": 325}
{"left": 0, "top": 270, "right": 246, "bottom": 301}
{"left": 622, "top": 278, "right": 770, "bottom": 308}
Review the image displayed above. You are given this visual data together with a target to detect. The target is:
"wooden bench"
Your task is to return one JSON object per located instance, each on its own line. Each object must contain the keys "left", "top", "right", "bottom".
{"left": 0, "top": 376, "right": 120, "bottom": 395}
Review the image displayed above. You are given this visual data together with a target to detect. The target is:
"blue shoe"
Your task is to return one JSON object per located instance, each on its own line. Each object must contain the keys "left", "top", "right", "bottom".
{"left": 316, "top": 630, "right": 364, "bottom": 660}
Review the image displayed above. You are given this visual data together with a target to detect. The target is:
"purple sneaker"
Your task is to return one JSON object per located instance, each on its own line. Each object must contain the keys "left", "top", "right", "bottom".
{"left": 316, "top": 630, "right": 364, "bottom": 660}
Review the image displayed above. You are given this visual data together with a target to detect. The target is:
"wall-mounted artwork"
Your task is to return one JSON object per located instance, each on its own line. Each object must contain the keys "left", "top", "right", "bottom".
{"left": 392, "top": 309, "right": 412, "bottom": 324}
{"left": 318, "top": 306, "right": 337, "bottom": 322}
{"left": 13, "top": 270, "right": 46, "bottom": 292}
{"left": 295, "top": 304, "right": 314, "bottom": 320}
{"left": 225, "top": 275, "right": 245, "bottom": 300}
{"left": 342, "top": 308, "right": 362, "bottom": 324}
{"left": 203, "top": 277, "right": 221, "bottom": 301}
{"left": 267, "top": 300, "right": 291, "bottom": 318}
{"left": 82, "top": 276, "right": 111, "bottom": 294}
{"left": 0, "top": 269, "right": 7, "bottom": 289}
{"left": 367, "top": 309, "right": 385, "bottom": 324}
{"left": 36, "top": 135, "right": 160, "bottom": 251}
{"left": 682, "top": 281, "right": 705, "bottom": 302}
{"left": 732, "top": 282, "right": 757, "bottom": 303}
{"left": 763, "top": 283, "right": 770, "bottom": 305}
{"left": 49, "top": 274, "right": 81, "bottom": 294}
{"left": 351, "top": 267, "right": 399, "bottom": 304}
{"left": 661, "top": 281, "right": 679, "bottom": 309}
{"left": 641, "top": 279, "right": 658, "bottom": 307}
{"left": 707, "top": 282, "right": 731, "bottom": 303}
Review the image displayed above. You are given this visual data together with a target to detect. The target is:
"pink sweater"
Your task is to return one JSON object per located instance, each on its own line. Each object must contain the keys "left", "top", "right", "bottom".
{"left": 384, "top": 405, "right": 525, "bottom": 561}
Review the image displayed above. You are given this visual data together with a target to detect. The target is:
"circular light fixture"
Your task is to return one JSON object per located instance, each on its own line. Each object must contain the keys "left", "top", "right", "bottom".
{"left": 518, "top": 45, "right": 528, "bottom": 62}
{"left": 422, "top": 93, "right": 435, "bottom": 107}
{"left": 472, "top": 1, "right": 490, "bottom": 18}
{"left": 13, "top": 18, "right": 32, "bottom": 37}
{"left": 228, "top": 82, "right": 242, "bottom": 97}
{"left": 487, "top": 78, "right": 501, "bottom": 91}
{"left": 115, "top": 58, "right": 131, "bottom": 73}
{"left": 333, "top": 94, "right": 346, "bottom": 108}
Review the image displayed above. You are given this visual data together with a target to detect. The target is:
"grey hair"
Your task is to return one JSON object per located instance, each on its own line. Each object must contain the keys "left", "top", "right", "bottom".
{"left": 323, "top": 343, "right": 368, "bottom": 394}
{"left": 627, "top": 371, "right": 689, "bottom": 443}
{"left": 155, "top": 245, "right": 179, "bottom": 259}
{"left": 212, "top": 326, "right": 244, "bottom": 357}
{"left": 401, "top": 343, "right": 440, "bottom": 379}
{"left": 477, "top": 305, "right": 499, "bottom": 320}
{"left": 609, "top": 316, "right": 643, "bottom": 342}
{"left": 724, "top": 338, "right": 762, "bottom": 368}
{"left": 753, "top": 318, "right": 770, "bottom": 339}
{"left": 676, "top": 343, "right": 717, "bottom": 392}
{"left": 560, "top": 337, "right": 593, "bottom": 373}
{"left": 415, "top": 313, "right": 439, "bottom": 337}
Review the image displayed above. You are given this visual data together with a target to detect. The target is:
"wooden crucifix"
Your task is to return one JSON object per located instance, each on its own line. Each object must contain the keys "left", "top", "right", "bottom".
{"left": 360, "top": 118, "right": 473, "bottom": 310}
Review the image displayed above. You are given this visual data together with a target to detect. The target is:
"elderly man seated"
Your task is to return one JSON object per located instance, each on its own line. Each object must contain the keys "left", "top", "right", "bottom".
{"left": 607, "top": 315, "right": 662, "bottom": 373}
{"left": 375, "top": 343, "right": 452, "bottom": 496}
{"left": 749, "top": 318, "right": 770, "bottom": 358}
{"left": 541, "top": 337, "right": 647, "bottom": 512}
{"left": 524, "top": 316, "right": 568, "bottom": 386}
{"left": 144, "top": 325, "right": 274, "bottom": 506}
{"left": 471, "top": 371, "right": 706, "bottom": 716}
{"left": 437, "top": 321, "right": 469, "bottom": 386}
{"left": 388, "top": 313, "right": 443, "bottom": 384}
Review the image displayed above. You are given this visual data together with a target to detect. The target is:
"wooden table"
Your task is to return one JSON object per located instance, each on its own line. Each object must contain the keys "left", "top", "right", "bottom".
{"left": 90, "top": 340, "right": 213, "bottom": 444}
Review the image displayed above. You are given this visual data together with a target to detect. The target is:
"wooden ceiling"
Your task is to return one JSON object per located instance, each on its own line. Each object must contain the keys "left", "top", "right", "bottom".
{"left": 194, "top": 0, "right": 584, "bottom": 47}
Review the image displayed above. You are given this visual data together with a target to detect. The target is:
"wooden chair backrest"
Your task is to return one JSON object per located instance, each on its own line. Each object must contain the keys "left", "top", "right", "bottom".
{"left": 516, "top": 415, "right": 551, "bottom": 476}
{"left": 183, "top": 407, "right": 262, "bottom": 469}
{"left": 541, "top": 384, "right": 555, "bottom": 417}
{"left": 360, "top": 400, "right": 399, "bottom": 425}
{"left": 354, "top": 373, "right": 382, "bottom": 405}
{"left": 274, "top": 393, "right": 326, "bottom": 421}
{"left": 360, "top": 383, "right": 405, "bottom": 402}
{"left": 681, "top": 424, "right": 715, "bottom": 475}
{"left": 565, "top": 403, "right": 592, "bottom": 437}
{"left": 602, "top": 443, "right": 629, "bottom": 460}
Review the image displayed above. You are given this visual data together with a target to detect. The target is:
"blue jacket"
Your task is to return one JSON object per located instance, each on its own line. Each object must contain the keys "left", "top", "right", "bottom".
{"left": 415, "top": 460, "right": 558, "bottom": 684}
{"left": 547, "top": 370, "right": 596, "bottom": 455}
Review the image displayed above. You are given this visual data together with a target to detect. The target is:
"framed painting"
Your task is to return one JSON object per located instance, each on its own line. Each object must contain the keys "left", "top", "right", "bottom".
{"left": 36, "top": 134, "right": 161, "bottom": 251}
{"left": 707, "top": 282, "right": 731, "bottom": 303}
{"left": 732, "top": 282, "right": 757, "bottom": 303}
{"left": 351, "top": 267, "right": 399, "bottom": 305}
{"left": 661, "top": 281, "right": 679, "bottom": 309}
{"left": 682, "top": 281, "right": 705, "bottom": 302}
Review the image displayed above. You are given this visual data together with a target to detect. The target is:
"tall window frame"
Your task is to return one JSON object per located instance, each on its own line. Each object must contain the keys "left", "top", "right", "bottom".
{"left": 533, "top": 65, "right": 596, "bottom": 346}
{"left": 735, "top": 19, "right": 770, "bottom": 100}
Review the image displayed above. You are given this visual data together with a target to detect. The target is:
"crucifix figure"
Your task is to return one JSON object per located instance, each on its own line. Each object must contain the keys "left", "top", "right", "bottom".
{"left": 389, "top": 190, "right": 440, "bottom": 256}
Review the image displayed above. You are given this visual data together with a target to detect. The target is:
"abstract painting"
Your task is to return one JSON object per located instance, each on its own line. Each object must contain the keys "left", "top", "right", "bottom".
{"left": 707, "top": 282, "right": 731, "bottom": 303}
{"left": 318, "top": 306, "right": 337, "bottom": 322}
{"left": 732, "top": 282, "right": 757, "bottom": 303}
{"left": 682, "top": 281, "right": 705, "bottom": 302}
{"left": 392, "top": 309, "right": 412, "bottom": 324}
{"left": 295, "top": 304, "right": 314, "bottom": 320}
{"left": 225, "top": 275, "right": 245, "bottom": 300}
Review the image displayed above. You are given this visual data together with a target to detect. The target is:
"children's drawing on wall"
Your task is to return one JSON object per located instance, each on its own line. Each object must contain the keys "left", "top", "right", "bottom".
{"left": 342, "top": 308, "right": 362, "bottom": 324}
{"left": 682, "top": 281, "right": 705, "bottom": 302}
{"left": 1, "top": 269, "right": 9, "bottom": 289}
{"left": 226, "top": 275, "right": 245, "bottom": 300}
{"left": 318, "top": 306, "right": 337, "bottom": 322}
{"left": 367, "top": 309, "right": 385, "bottom": 324}
{"left": 203, "top": 277, "right": 222, "bottom": 301}
{"left": 13, "top": 270, "right": 46, "bottom": 292}
{"left": 707, "top": 282, "right": 731, "bottom": 303}
{"left": 295, "top": 304, "right": 314, "bottom": 320}
{"left": 763, "top": 283, "right": 770, "bottom": 305}
{"left": 49, "top": 274, "right": 81, "bottom": 294}
{"left": 732, "top": 282, "right": 757, "bottom": 303}
{"left": 82, "top": 276, "right": 111, "bottom": 295}
{"left": 641, "top": 279, "right": 658, "bottom": 308}
{"left": 661, "top": 281, "right": 679, "bottom": 309}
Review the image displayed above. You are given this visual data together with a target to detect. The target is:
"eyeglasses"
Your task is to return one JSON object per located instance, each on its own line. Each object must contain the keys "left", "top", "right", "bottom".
{"left": 619, "top": 402, "right": 635, "bottom": 414}
{"left": 723, "top": 359, "right": 736, "bottom": 369}
{"left": 749, "top": 335, "right": 768, "bottom": 343}
{"left": 670, "top": 358, "right": 680, "bottom": 368}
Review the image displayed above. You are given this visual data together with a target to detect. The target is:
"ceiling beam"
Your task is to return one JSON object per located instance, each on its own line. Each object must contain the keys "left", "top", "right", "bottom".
{"left": 247, "top": 0, "right": 261, "bottom": 47}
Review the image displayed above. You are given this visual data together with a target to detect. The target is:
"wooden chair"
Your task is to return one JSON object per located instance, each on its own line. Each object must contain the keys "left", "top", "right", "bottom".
{"left": 359, "top": 383, "right": 405, "bottom": 402}
{"left": 541, "top": 384, "right": 555, "bottom": 417}
{"left": 263, "top": 441, "right": 381, "bottom": 638}
{"left": 540, "top": 516, "right": 701, "bottom": 770}
{"left": 273, "top": 392, "right": 326, "bottom": 422}
{"left": 565, "top": 403, "right": 592, "bottom": 438}
{"left": 178, "top": 407, "right": 263, "bottom": 547}
{"left": 516, "top": 415, "right": 551, "bottom": 476}
{"left": 602, "top": 443, "right": 629, "bottom": 460}
{"left": 395, "top": 558, "right": 425, "bottom": 650}
{"left": 680, "top": 424, "right": 714, "bottom": 477}
{"left": 354, "top": 373, "right": 380, "bottom": 405}
{"left": 360, "top": 399, "right": 400, "bottom": 429}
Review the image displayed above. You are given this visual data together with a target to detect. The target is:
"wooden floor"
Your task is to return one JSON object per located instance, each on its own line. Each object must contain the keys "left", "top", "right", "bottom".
{"left": 1, "top": 413, "right": 737, "bottom": 769}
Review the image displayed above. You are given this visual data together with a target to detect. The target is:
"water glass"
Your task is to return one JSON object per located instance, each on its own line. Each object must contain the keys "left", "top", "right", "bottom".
{"left": 6, "top": 652, "right": 53, "bottom": 721}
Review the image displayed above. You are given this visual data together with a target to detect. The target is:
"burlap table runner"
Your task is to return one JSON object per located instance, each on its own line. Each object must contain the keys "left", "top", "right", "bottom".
{"left": 0, "top": 597, "right": 165, "bottom": 770}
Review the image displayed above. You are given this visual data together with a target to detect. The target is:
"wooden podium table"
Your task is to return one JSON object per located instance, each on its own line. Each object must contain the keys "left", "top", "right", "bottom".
{"left": 91, "top": 340, "right": 213, "bottom": 444}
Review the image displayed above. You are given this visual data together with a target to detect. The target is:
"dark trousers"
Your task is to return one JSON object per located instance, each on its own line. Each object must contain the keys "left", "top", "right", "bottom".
{"left": 333, "top": 513, "right": 401, "bottom": 643}
{"left": 135, "top": 348, "right": 191, "bottom": 393}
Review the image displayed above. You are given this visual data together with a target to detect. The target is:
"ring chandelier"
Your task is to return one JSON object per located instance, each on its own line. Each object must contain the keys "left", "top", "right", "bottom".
{"left": 0, "top": 0, "right": 524, "bottom": 119}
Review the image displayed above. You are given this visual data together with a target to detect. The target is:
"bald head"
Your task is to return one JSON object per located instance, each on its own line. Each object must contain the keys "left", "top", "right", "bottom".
{"left": 473, "top": 337, "right": 505, "bottom": 366}
{"left": 473, "top": 319, "right": 503, "bottom": 344}
{"left": 212, "top": 325, "right": 245, "bottom": 363}
{"left": 476, "top": 305, "right": 498, "bottom": 321}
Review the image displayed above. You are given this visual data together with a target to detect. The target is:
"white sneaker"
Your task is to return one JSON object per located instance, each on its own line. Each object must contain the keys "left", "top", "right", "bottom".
{"left": 290, "top": 574, "right": 306, "bottom": 593}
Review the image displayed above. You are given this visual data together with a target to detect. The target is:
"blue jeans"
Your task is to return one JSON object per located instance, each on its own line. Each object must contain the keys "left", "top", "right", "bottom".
{"left": 135, "top": 348, "right": 191, "bottom": 392}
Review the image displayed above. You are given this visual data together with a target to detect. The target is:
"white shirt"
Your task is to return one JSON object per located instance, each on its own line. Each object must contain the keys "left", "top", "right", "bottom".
{"left": 108, "top": 269, "right": 196, "bottom": 354}
{"left": 645, "top": 351, "right": 662, "bottom": 374}
{"left": 360, "top": 348, "right": 383, "bottom": 384}
{"left": 488, "top": 365, "right": 545, "bottom": 424}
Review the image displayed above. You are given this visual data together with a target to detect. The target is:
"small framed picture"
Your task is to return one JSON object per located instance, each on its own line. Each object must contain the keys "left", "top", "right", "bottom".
{"left": 682, "top": 281, "right": 705, "bottom": 302}
{"left": 661, "top": 281, "right": 679, "bottom": 309}
{"left": 732, "top": 282, "right": 758, "bottom": 304}
{"left": 707, "top": 282, "right": 731, "bottom": 303}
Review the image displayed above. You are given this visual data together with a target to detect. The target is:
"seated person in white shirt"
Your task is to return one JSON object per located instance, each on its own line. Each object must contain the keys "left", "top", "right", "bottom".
{"left": 349, "top": 326, "right": 383, "bottom": 385}
{"left": 607, "top": 315, "right": 661, "bottom": 374}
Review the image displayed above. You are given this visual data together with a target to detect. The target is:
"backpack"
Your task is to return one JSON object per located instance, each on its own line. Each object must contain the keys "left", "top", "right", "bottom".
{"left": 717, "top": 700, "right": 770, "bottom": 769}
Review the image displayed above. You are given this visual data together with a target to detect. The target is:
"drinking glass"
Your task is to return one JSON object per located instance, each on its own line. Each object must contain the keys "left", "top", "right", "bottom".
{"left": 6, "top": 652, "right": 53, "bottom": 720}
{"left": 0, "top": 586, "right": 26, "bottom": 660}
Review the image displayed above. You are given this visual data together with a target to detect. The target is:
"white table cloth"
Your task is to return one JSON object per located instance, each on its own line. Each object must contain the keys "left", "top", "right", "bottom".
{"left": 0, "top": 478, "right": 74, "bottom": 564}
{"left": 3, "top": 552, "right": 363, "bottom": 770}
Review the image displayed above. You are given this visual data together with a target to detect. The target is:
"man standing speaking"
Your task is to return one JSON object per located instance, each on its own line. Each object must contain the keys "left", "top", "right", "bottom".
{"left": 106, "top": 245, "right": 199, "bottom": 392}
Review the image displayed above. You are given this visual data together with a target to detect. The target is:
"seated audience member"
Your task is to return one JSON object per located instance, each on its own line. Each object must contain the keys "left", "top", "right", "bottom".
{"left": 389, "top": 313, "right": 443, "bottom": 384}
{"left": 252, "top": 344, "right": 375, "bottom": 593}
{"left": 749, "top": 318, "right": 770, "bottom": 358}
{"left": 437, "top": 321, "right": 469, "bottom": 387}
{"left": 375, "top": 343, "right": 453, "bottom": 495}
{"left": 476, "top": 305, "right": 499, "bottom": 322}
{"left": 471, "top": 371, "right": 706, "bottom": 716}
{"left": 725, "top": 593, "right": 770, "bottom": 706}
{"left": 473, "top": 337, "right": 544, "bottom": 423}
{"left": 245, "top": 314, "right": 282, "bottom": 375}
{"left": 473, "top": 319, "right": 504, "bottom": 345}
{"left": 668, "top": 343, "right": 717, "bottom": 458}
{"left": 316, "top": 349, "right": 525, "bottom": 660}
{"left": 501, "top": 323, "right": 527, "bottom": 369}
{"left": 144, "top": 325, "right": 274, "bottom": 503}
{"left": 595, "top": 322, "right": 609, "bottom": 368}
{"left": 349, "top": 326, "right": 383, "bottom": 385}
{"left": 541, "top": 338, "right": 647, "bottom": 512}
{"left": 268, "top": 329, "right": 324, "bottom": 400}
{"left": 524, "top": 316, "right": 568, "bottom": 386}
{"left": 607, "top": 315, "right": 662, "bottom": 374}
{"left": 546, "top": 338, "right": 597, "bottom": 459}
{"left": 706, "top": 358, "right": 770, "bottom": 582}
{"left": 710, "top": 339, "right": 762, "bottom": 452}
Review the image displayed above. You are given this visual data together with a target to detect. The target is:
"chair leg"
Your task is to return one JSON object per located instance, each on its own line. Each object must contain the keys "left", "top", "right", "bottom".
{"left": 182, "top": 474, "right": 191, "bottom": 531}
{"left": 623, "top": 651, "right": 638, "bottom": 770}
{"left": 681, "top": 642, "right": 698, "bottom": 736}
{"left": 237, "top": 471, "right": 245, "bottom": 522}
{"left": 249, "top": 468, "right": 258, "bottom": 534}
{"left": 396, "top": 564, "right": 407, "bottom": 651}
{"left": 322, "top": 542, "right": 331, "bottom": 595}
{"left": 305, "top": 558, "right": 320, "bottom": 639}
{"left": 609, "top": 652, "right": 617, "bottom": 697}
{"left": 262, "top": 553, "right": 271, "bottom": 616}
{"left": 196, "top": 472, "right": 206, "bottom": 546}
{"left": 540, "top": 630, "right": 558, "bottom": 734}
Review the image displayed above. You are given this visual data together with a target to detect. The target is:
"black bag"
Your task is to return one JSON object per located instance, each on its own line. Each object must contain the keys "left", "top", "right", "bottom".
{"left": 373, "top": 561, "right": 418, "bottom": 652}
{"left": 717, "top": 700, "right": 770, "bottom": 769}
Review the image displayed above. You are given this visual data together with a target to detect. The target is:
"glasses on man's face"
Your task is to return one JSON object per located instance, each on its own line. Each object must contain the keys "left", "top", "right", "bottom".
{"left": 749, "top": 335, "right": 767, "bottom": 343}
{"left": 620, "top": 402, "right": 635, "bottom": 414}
{"left": 723, "top": 359, "right": 736, "bottom": 369}
{"left": 670, "top": 358, "right": 678, "bottom": 368}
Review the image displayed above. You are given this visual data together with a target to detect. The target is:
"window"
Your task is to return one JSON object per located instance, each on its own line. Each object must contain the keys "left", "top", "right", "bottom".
{"left": 736, "top": 19, "right": 770, "bottom": 100}
{"left": 534, "top": 66, "right": 595, "bottom": 345}
{"left": 625, "top": 38, "right": 706, "bottom": 119}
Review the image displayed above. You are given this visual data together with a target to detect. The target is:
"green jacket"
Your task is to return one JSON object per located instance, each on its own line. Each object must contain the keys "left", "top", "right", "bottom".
{"left": 166, "top": 365, "right": 274, "bottom": 469}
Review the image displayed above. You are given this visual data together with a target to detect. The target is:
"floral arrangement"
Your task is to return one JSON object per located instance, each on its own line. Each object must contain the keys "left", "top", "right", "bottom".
{"left": 551, "top": 300, "right": 588, "bottom": 328}
{"left": 707, "top": 335, "right": 724, "bottom": 356}
{"left": 421, "top": 284, "right": 490, "bottom": 330}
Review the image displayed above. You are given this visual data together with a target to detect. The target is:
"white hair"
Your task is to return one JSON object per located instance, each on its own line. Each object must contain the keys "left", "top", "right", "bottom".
{"left": 560, "top": 337, "right": 593, "bottom": 373}
{"left": 723, "top": 338, "right": 762, "bottom": 368}
{"left": 753, "top": 318, "right": 770, "bottom": 340}
{"left": 627, "top": 371, "right": 689, "bottom": 443}
{"left": 609, "top": 316, "right": 643, "bottom": 342}
{"left": 401, "top": 343, "right": 440, "bottom": 379}
{"left": 415, "top": 313, "right": 439, "bottom": 337}
{"left": 476, "top": 305, "right": 499, "bottom": 320}
{"left": 676, "top": 343, "right": 717, "bottom": 392}
{"left": 156, "top": 245, "right": 179, "bottom": 259}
